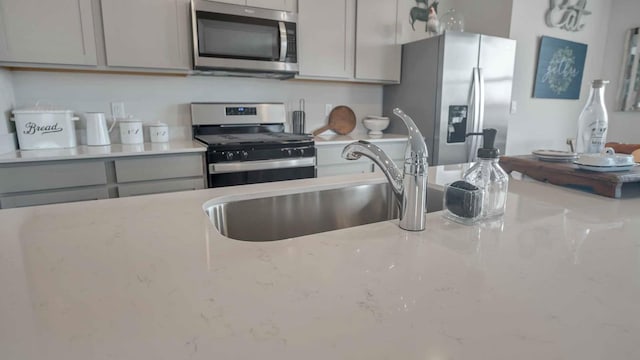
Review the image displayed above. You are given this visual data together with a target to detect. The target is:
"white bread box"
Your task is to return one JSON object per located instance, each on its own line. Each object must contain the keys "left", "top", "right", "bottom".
{"left": 11, "top": 106, "right": 79, "bottom": 150}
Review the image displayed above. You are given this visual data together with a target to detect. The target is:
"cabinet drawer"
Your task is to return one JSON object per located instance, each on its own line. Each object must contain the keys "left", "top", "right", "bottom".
{"left": 115, "top": 154, "right": 204, "bottom": 183}
{"left": 0, "top": 187, "right": 109, "bottom": 209}
{"left": 317, "top": 163, "right": 372, "bottom": 177}
{"left": 118, "top": 178, "right": 205, "bottom": 197}
{"left": 316, "top": 145, "right": 358, "bottom": 166}
{"left": 0, "top": 161, "right": 107, "bottom": 193}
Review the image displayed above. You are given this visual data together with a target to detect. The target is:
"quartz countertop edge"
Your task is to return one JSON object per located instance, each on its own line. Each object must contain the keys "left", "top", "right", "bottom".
{"left": 0, "top": 166, "right": 639, "bottom": 360}
{"left": 314, "top": 133, "right": 408, "bottom": 145}
{"left": 0, "top": 140, "right": 206, "bottom": 163}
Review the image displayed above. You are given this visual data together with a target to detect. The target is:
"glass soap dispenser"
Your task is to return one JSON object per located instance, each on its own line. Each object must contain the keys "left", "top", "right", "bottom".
{"left": 463, "top": 129, "right": 509, "bottom": 220}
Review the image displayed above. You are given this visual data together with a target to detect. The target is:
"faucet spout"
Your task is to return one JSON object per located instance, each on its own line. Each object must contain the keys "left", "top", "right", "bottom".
{"left": 342, "top": 108, "right": 429, "bottom": 231}
{"left": 342, "top": 141, "right": 404, "bottom": 198}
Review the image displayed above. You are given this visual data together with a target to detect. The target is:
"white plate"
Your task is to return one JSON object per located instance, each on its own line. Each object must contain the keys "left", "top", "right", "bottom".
{"left": 532, "top": 149, "right": 578, "bottom": 162}
{"left": 574, "top": 163, "right": 636, "bottom": 172}
{"left": 532, "top": 149, "right": 578, "bottom": 161}
{"left": 535, "top": 154, "right": 579, "bottom": 162}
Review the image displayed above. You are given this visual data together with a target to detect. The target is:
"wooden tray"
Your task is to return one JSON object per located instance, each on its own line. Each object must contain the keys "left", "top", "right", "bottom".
{"left": 499, "top": 155, "right": 640, "bottom": 198}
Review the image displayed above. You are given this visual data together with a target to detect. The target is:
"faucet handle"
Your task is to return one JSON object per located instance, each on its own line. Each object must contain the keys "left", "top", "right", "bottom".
{"left": 392, "top": 108, "right": 428, "bottom": 160}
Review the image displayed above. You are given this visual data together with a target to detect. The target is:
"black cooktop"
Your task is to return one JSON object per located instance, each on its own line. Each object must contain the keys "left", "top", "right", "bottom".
{"left": 195, "top": 132, "right": 313, "bottom": 146}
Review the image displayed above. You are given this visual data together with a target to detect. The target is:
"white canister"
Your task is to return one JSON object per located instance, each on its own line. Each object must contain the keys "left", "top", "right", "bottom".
{"left": 149, "top": 123, "right": 169, "bottom": 143}
{"left": 119, "top": 117, "right": 144, "bottom": 144}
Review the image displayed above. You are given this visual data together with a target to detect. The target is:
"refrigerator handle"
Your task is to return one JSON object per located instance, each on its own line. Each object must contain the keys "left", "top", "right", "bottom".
{"left": 478, "top": 67, "right": 486, "bottom": 134}
{"left": 467, "top": 67, "right": 481, "bottom": 162}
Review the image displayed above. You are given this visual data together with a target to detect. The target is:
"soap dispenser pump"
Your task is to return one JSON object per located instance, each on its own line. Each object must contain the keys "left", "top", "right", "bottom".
{"left": 463, "top": 128, "right": 509, "bottom": 219}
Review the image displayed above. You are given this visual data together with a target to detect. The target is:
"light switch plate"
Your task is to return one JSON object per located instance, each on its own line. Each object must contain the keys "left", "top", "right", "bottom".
{"left": 111, "top": 102, "right": 126, "bottom": 119}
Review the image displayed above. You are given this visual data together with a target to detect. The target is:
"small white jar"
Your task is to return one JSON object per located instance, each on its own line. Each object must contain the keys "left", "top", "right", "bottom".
{"left": 119, "top": 116, "right": 144, "bottom": 144}
{"left": 149, "top": 123, "right": 169, "bottom": 143}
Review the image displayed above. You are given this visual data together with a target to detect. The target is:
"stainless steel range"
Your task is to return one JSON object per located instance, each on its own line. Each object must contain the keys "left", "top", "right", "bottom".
{"left": 191, "top": 103, "right": 316, "bottom": 187}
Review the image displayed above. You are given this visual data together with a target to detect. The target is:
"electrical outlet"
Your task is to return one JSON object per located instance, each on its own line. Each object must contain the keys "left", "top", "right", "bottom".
{"left": 325, "top": 104, "right": 333, "bottom": 116}
{"left": 111, "top": 102, "right": 126, "bottom": 119}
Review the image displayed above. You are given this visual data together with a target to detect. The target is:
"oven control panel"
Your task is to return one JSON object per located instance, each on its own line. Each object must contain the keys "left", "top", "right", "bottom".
{"left": 209, "top": 145, "right": 316, "bottom": 163}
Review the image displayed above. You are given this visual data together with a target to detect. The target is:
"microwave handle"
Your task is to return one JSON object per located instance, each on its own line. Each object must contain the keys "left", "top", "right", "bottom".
{"left": 278, "top": 21, "right": 287, "bottom": 62}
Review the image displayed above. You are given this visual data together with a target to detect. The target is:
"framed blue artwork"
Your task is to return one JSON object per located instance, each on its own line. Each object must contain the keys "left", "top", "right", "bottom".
{"left": 533, "top": 36, "right": 588, "bottom": 99}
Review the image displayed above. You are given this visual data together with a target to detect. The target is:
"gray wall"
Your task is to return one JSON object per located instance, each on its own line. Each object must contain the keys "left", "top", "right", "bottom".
{"left": 10, "top": 71, "right": 383, "bottom": 143}
{"left": 602, "top": 0, "right": 640, "bottom": 143}
{"left": 453, "top": 0, "right": 512, "bottom": 37}
{"left": 506, "top": 0, "right": 613, "bottom": 155}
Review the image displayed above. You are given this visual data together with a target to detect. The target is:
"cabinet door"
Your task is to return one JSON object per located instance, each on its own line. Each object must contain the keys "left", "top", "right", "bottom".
{"left": 214, "top": 0, "right": 246, "bottom": 5}
{"left": 297, "top": 0, "right": 354, "bottom": 79}
{"left": 101, "top": 0, "right": 190, "bottom": 70}
{"left": 0, "top": 0, "right": 96, "bottom": 65}
{"left": 246, "top": 0, "right": 297, "bottom": 12}
{"left": 355, "top": 0, "right": 401, "bottom": 82}
{"left": 0, "top": 161, "right": 107, "bottom": 193}
{"left": 0, "top": 187, "right": 109, "bottom": 209}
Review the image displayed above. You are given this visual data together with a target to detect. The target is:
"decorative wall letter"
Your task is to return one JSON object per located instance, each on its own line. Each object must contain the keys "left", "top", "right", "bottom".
{"left": 545, "top": 0, "right": 592, "bottom": 32}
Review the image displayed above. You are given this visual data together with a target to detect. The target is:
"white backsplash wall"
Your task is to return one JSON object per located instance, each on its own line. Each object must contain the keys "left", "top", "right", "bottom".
{"left": 0, "top": 68, "right": 17, "bottom": 153}
{"left": 601, "top": 0, "right": 640, "bottom": 143}
{"left": 10, "top": 71, "right": 383, "bottom": 142}
{"left": 0, "top": 69, "right": 14, "bottom": 133}
{"left": 506, "top": 0, "right": 612, "bottom": 155}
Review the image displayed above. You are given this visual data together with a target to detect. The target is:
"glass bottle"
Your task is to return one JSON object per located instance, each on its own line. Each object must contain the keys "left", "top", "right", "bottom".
{"left": 576, "top": 80, "right": 609, "bottom": 154}
{"left": 463, "top": 129, "right": 509, "bottom": 219}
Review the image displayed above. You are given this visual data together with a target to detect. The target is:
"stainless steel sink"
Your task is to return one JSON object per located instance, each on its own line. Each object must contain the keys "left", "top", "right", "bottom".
{"left": 205, "top": 182, "right": 443, "bottom": 241}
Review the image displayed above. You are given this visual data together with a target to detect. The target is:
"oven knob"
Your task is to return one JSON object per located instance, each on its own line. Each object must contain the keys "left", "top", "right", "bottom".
{"left": 285, "top": 149, "right": 293, "bottom": 157}
{"left": 241, "top": 151, "right": 249, "bottom": 160}
{"left": 225, "top": 152, "right": 234, "bottom": 161}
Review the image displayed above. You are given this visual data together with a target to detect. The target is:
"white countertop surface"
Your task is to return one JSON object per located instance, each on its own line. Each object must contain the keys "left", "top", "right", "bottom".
{"left": 314, "top": 133, "right": 408, "bottom": 145}
{"left": 0, "top": 140, "right": 206, "bottom": 164}
{"left": 1, "top": 165, "right": 639, "bottom": 360}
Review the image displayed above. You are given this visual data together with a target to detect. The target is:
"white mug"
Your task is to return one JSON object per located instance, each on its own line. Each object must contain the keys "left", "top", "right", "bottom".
{"left": 119, "top": 118, "right": 143, "bottom": 144}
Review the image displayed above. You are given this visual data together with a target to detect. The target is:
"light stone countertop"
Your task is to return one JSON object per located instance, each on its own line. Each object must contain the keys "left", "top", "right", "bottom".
{"left": 0, "top": 140, "right": 206, "bottom": 164}
{"left": 314, "top": 133, "right": 408, "bottom": 145}
{"left": 0, "top": 165, "right": 639, "bottom": 360}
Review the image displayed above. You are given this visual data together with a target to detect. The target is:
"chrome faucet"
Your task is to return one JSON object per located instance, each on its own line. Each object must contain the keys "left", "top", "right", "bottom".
{"left": 342, "top": 108, "right": 429, "bottom": 231}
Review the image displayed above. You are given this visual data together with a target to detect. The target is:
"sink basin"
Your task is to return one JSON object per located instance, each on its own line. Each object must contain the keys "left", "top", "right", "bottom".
{"left": 204, "top": 182, "right": 443, "bottom": 241}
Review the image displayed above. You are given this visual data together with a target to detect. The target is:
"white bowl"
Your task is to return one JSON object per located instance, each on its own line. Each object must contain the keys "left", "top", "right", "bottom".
{"left": 362, "top": 117, "right": 389, "bottom": 135}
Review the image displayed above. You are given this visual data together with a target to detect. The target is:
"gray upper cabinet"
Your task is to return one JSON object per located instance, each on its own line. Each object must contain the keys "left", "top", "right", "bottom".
{"left": 0, "top": 0, "right": 97, "bottom": 65}
{"left": 355, "top": 0, "right": 401, "bottom": 82}
{"left": 297, "top": 0, "right": 400, "bottom": 83}
{"left": 217, "top": 0, "right": 297, "bottom": 12}
{"left": 101, "top": 0, "right": 190, "bottom": 70}
{"left": 297, "top": 0, "right": 355, "bottom": 79}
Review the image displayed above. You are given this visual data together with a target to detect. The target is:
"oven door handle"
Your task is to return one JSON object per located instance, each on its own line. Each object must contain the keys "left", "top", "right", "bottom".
{"left": 209, "top": 157, "right": 315, "bottom": 174}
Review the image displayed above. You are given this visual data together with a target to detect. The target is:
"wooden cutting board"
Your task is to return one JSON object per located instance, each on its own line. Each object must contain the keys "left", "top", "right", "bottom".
{"left": 312, "top": 105, "right": 356, "bottom": 136}
{"left": 499, "top": 155, "right": 640, "bottom": 198}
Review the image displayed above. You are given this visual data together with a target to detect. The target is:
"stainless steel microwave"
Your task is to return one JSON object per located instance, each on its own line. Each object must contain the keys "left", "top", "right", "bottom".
{"left": 190, "top": 0, "right": 298, "bottom": 79}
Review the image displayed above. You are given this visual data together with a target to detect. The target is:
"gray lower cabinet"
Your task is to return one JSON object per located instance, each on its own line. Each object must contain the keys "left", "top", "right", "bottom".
{"left": 114, "top": 154, "right": 205, "bottom": 197}
{"left": 0, "top": 152, "right": 205, "bottom": 209}
{"left": 316, "top": 140, "right": 406, "bottom": 177}
{"left": 0, "top": 188, "right": 109, "bottom": 208}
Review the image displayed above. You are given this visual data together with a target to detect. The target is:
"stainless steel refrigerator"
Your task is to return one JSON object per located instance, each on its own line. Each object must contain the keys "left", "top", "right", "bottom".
{"left": 383, "top": 31, "right": 516, "bottom": 165}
